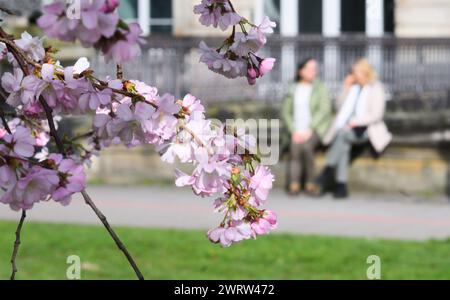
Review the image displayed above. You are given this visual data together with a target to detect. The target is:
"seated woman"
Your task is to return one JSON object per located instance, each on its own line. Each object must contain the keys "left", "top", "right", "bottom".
{"left": 282, "top": 58, "right": 332, "bottom": 195}
{"left": 319, "top": 58, "right": 393, "bottom": 198}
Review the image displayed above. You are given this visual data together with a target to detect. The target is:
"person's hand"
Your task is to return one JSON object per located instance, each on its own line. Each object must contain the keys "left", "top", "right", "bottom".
{"left": 292, "top": 129, "right": 313, "bottom": 144}
{"left": 347, "top": 120, "right": 359, "bottom": 129}
{"left": 292, "top": 132, "right": 303, "bottom": 144}
{"left": 343, "top": 74, "right": 355, "bottom": 91}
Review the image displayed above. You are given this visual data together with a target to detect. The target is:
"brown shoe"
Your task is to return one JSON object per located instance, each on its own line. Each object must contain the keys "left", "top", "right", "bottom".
{"left": 288, "top": 182, "right": 301, "bottom": 196}
{"left": 305, "top": 182, "right": 319, "bottom": 196}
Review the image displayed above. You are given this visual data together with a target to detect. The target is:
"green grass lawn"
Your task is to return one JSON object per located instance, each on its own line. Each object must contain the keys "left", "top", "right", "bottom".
{"left": 0, "top": 220, "right": 449, "bottom": 280}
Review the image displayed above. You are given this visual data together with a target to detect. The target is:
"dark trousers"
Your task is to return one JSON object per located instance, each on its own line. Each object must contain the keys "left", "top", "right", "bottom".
{"left": 326, "top": 128, "right": 369, "bottom": 183}
{"left": 289, "top": 132, "right": 320, "bottom": 185}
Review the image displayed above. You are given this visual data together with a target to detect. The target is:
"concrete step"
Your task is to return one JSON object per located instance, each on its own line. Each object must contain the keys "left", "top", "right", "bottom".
{"left": 87, "top": 145, "right": 450, "bottom": 197}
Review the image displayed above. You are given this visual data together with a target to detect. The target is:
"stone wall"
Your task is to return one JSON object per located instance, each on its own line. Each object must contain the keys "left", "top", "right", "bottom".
{"left": 86, "top": 144, "right": 450, "bottom": 196}
{"left": 396, "top": 0, "right": 450, "bottom": 37}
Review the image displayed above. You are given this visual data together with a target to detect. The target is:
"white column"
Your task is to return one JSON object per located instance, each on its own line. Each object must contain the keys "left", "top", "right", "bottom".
{"left": 323, "top": 0, "right": 341, "bottom": 97}
{"left": 280, "top": 0, "right": 299, "bottom": 37}
{"left": 254, "top": 0, "right": 264, "bottom": 24}
{"left": 138, "top": 0, "right": 150, "bottom": 36}
{"left": 366, "top": 0, "right": 384, "bottom": 37}
{"left": 322, "top": 0, "right": 341, "bottom": 37}
{"left": 366, "top": 0, "right": 384, "bottom": 83}
{"left": 279, "top": 0, "right": 298, "bottom": 83}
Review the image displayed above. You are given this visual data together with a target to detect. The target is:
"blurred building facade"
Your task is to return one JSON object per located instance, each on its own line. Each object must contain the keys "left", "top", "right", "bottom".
{"left": 117, "top": 0, "right": 450, "bottom": 38}
{"left": 5, "top": 0, "right": 448, "bottom": 38}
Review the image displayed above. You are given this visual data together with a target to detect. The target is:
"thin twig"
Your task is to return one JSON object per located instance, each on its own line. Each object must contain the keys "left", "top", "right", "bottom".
{"left": 0, "top": 107, "right": 11, "bottom": 134}
{"left": 0, "top": 6, "right": 16, "bottom": 15}
{"left": 116, "top": 64, "right": 123, "bottom": 80}
{"left": 80, "top": 190, "right": 144, "bottom": 280}
{"left": 70, "top": 130, "right": 95, "bottom": 142}
{"left": 10, "top": 210, "right": 26, "bottom": 280}
{"left": 180, "top": 123, "right": 214, "bottom": 156}
{"left": 38, "top": 96, "right": 66, "bottom": 154}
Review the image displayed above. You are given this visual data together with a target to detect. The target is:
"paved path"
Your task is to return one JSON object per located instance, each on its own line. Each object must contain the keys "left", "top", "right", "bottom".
{"left": 1, "top": 186, "right": 450, "bottom": 241}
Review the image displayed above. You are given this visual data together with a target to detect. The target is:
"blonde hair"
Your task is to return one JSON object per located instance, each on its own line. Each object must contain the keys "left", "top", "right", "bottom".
{"left": 352, "top": 58, "right": 377, "bottom": 84}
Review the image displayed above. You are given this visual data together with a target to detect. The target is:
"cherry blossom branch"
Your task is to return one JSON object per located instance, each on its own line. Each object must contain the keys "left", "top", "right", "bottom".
{"left": 0, "top": 32, "right": 65, "bottom": 154}
{"left": 10, "top": 210, "right": 26, "bottom": 280}
{"left": 1, "top": 81, "right": 27, "bottom": 282}
{"left": 0, "top": 27, "right": 145, "bottom": 281}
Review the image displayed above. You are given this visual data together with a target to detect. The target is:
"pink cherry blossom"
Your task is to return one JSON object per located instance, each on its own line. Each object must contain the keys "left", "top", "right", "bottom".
{"left": 1, "top": 167, "right": 59, "bottom": 211}
{"left": 199, "top": 41, "right": 246, "bottom": 79}
{"left": 247, "top": 67, "right": 258, "bottom": 85}
{"left": 37, "top": 0, "right": 143, "bottom": 63}
{"left": 101, "top": 0, "right": 120, "bottom": 13}
{"left": 249, "top": 165, "right": 275, "bottom": 206}
{"left": 98, "top": 23, "right": 144, "bottom": 63}
{"left": 197, "top": 13, "right": 277, "bottom": 84}
{"left": 15, "top": 32, "right": 45, "bottom": 62}
{"left": 79, "top": 82, "right": 112, "bottom": 111}
{"left": 2, "top": 126, "right": 36, "bottom": 158}
{"left": 208, "top": 222, "right": 253, "bottom": 247}
{"left": 1, "top": 68, "right": 41, "bottom": 107}
{"left": 251, "top": 210, "right": 277, "bottom": 236}
{"left": 48, "top": 154, "right": 86, "bottom": 205}
{"left": 181, "top": 94, "right": 205, "bottom": 115}
{"left": 194, "top": 0, "right": 242, "bottom": 31}
{"left": 259, "top": 58, "right": 276, "bottom": 76}
{"left": 143, "top": 94, "right": 180, "bottom": 145}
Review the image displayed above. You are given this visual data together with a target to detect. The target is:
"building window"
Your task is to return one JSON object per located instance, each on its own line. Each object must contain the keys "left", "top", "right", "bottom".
{"left": 264, "top": 0, "right": 280, "bottom": 34}
{"left": 118, "top": 0, "right": 173, "bottom": 35}
{"left": 119, "top": 0, "right": 138, "bottom": 22}
{"left": 150, "top": 0, "right": 173, "bottom": 34}
{"left": 299, "top": 0, "right": 322, "bottom": 34}
{"left": 341, "top": 0, "right": 366, "bottom": 33}
{"left": 384, "top": 0, "right": 395, "bottom": 33}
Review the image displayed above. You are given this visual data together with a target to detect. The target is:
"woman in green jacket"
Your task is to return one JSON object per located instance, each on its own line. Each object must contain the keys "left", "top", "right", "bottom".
{"left": 281, "top": 58, "right": 332, "bottom": 195}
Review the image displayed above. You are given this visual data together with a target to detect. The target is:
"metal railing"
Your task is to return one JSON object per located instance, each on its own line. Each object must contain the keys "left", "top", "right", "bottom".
{"left": 91, "top": 35, "right": 450, "bottom": 113}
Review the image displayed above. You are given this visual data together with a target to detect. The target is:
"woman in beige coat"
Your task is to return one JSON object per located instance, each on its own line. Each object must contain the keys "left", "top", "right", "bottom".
{"left": 318, "top": 58, "right": 392, "bottom": 198}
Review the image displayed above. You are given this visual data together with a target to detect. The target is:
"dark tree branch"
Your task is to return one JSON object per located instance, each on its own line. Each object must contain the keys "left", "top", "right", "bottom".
{"left": 0, "top": 27, "right": 145, "bottom": 280}
{"left": 0, "top": 106, "right": 11, "bottom": 134}
{"left": 10, "top": 210, "right": 26, "bottom": 280}
{"left": 0, "top": 6, "right": 16, "bottom": 16}
{"left": 116, "top": 64, "right": 124, "bottom": 80}
{"left": 80, "top": 190, "right": 144, "bottom": 280}
{"left": 38, "top": 96, "right": 66, "bottom": 154}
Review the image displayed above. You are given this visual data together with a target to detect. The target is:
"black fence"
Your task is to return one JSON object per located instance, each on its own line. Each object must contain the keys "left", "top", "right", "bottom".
{"left": 92, "top": 35, "right": 450, "bottom": 117}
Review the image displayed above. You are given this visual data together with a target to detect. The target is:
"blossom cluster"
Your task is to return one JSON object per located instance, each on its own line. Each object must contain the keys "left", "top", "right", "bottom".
{"left": 195, "top": 1, "right": 277, "bottom": 84}
{"left": 37, "top": 0, "right": 143, "bottom": 63}
{"left": 0, "top": 121, "right": 86, "bottom": 211}
{"left": 0, "top": 0, "right": 277, "bottom": 247}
